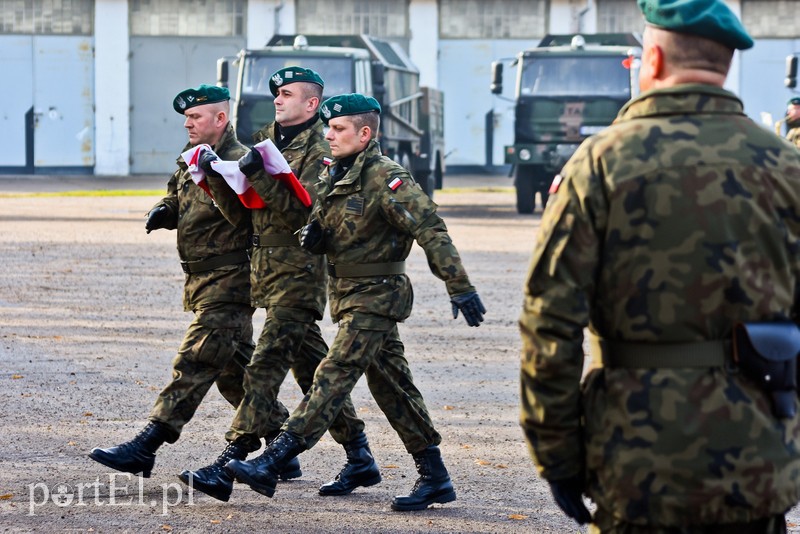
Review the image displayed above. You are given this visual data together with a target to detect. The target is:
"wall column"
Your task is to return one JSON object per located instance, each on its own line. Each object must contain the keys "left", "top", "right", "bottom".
{"left": 94, "top": 0, "right": 130, "bottom": 175}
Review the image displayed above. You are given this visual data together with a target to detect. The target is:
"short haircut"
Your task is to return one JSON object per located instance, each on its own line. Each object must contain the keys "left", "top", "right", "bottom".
{"left": 301, "top": 82, "right": 323, "bottom": 103}
{"left": 658, "top": 29, "right": 733, "bottom": 75}
{"left": 350, "top": 112, "right": 380, "bottom": 139}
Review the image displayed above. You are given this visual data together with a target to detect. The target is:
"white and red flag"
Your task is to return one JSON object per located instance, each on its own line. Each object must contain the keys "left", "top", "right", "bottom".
{"left": 251, "top": 139, "right": 312, "bottom": 207}
{"left": 181, "top": 139, "right": 311, "bottom": 209}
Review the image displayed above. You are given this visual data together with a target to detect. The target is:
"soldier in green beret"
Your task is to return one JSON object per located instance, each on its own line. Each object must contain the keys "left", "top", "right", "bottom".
{"left": 520, "top": 0, "right": 800, "bottom": 531}
{"left": 178, "top": 69, "right": 377, "bottom": 502}
{"left": 224, "top": 92, "right": 486, "bottom": 511}
{"left": 785, "top": 97, "right": 800, "bottom": 149}
{"left": 89, "top": 84, "right": 255, "bottom": 478}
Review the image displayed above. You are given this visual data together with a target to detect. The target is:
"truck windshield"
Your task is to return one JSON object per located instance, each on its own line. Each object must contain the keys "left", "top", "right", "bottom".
{"left": 242, "top": 56, "right": 354, "bottom": 96}
{"left": 520, "top": 55, "right": 630, "bottom": 97}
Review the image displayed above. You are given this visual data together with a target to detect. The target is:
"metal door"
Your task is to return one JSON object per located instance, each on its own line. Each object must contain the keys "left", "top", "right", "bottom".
{"left": 0, "top": 35, "right": 94, "bottom": 173}
{"left": 129, "top": 37, "right": 245, "bottom": 174}
{"left": 33, "top": 36, "right": 95, "bottom": 170}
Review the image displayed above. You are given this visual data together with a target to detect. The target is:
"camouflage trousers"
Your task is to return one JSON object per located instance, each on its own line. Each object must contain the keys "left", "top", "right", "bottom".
{"left": 149, "top": 303, "right": 254, "bottom": 441}
{"left": 284, "top": 312, "right": 442, "bottom": 453}
{"left": 590, "top": 508, "right": 787, "bottom": 534}
{"left": 225, "top": 305, "right": 365, "bottom": 448}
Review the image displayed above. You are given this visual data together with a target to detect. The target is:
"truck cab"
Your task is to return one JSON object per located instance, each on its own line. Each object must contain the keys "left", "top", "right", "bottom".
{"left": 491, "top": 33, "right": 641, "bottom": 213}
{"left": 218, "top": 34, "right": 444, "bottom": 197}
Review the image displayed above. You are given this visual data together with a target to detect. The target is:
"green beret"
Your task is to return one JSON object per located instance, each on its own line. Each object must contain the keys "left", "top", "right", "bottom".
{"left": 319, "top": 94, "right": 381, "bottom": 125}
{"left": 789, "top": 97, "right": 800, "bottom": 106}
{"left": 638, "top": 0, "right": 753, "bottom": 51}
{"left": 173, "top": 84, "right": 230, "bottom": 114}
{"left": 268, "top": 66, "right": 324, "bottom": 97}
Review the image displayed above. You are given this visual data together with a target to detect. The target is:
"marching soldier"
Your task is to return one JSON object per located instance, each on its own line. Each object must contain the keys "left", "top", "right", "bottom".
{"left": 89, "top": 85, "right": 254, "bottom": 478}
{"left": 224, "top": 93, "right": 486, "bottom": 511}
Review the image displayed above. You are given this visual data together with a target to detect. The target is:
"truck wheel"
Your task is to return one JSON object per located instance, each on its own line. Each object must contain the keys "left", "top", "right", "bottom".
{"left": 514, "top": 166, "right": 535, "bottom": 214}
{"left": 515, "top": 179, "right": 535, "bottom": 214}
{"left": 434, "top": 152, "right": 444, "bottom": 190}
{"left": 416, "top": 171, "right": 435, "bottom": 198}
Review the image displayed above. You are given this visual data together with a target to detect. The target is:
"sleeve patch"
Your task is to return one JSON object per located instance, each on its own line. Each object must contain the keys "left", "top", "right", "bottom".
{"left": 388, "top": 177, "right": 403, "bottom": 191}
{"left": 548, "top": 174, "right": 563, "bottom": 194}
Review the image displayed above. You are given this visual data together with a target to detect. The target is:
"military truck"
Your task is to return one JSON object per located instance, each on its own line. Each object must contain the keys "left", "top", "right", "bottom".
{"left": 490, "top": 33, "right": 642, "bottom": 213}
{"left": 217, "top": 34, "right": 444, "bottom": 196}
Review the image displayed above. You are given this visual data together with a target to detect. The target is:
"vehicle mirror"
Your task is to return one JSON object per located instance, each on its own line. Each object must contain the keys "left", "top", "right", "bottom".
{"left": 490, "top": 61, "right": 503, "bottom": 94}
{"left": 786, "top": 56, "right": 798, "bottom": 89}
{"left": 371, "top": 61, "right": 386, "bottom": 108}
{"left": 217, "top": 58, "right": 229, "bottom": 88}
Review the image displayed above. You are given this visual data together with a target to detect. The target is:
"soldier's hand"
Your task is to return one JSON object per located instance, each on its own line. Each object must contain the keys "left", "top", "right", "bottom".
{"left": 238, "top": 148, "right": 264, "bottom": 177}
{"left": 548, "top": 477, "right": 591, "bottom": 525}
{"left": 298, "top": 219, "right": 324, "bottom": 252}
{"left": 450, "top": 291, "right": 486, "bottom": 327}
{"left": 145, "top": 205, "right": 170, "bottom": 234}
{"left": 198, "top": 148, "right": 221, "bottom": 178}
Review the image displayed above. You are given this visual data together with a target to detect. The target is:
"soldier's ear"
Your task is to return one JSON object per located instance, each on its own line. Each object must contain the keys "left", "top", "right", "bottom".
{"left": 359, "top": 126, "right": 372, "bottom": 143}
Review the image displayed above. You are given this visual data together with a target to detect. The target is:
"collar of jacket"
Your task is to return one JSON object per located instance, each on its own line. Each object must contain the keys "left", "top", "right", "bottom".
{"left": 327, "top": 139, "right": 381, "bottom": 196}
{"left": 174, "top": 121, "right": 237, "bottom": 169}
{"left": 617, "top": 84, "right": 745, "bottom": 123}
{"left": 253, "top": 117, "right": 323, "bottom": 148}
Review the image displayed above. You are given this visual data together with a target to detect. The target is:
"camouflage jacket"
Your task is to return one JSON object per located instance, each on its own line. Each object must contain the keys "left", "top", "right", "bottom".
{"left": 311, "top": 139, "right": 475, "bottom": 324}
{"left": 519, "top": 84, "right": 800, "bottom": 525}
{"left": 207, "top": 119, "right": 328, "bottom": 317}
{"left": 787, "top": 125, "right": 800, "bottom": 149}
{"left": 150, "top": 122, "right": 251, "bottom": 314}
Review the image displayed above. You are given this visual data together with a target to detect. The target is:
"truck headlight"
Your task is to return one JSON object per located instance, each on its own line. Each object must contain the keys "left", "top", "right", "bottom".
{"left": 518, "top": 149, "right": 532, "bottom": 161}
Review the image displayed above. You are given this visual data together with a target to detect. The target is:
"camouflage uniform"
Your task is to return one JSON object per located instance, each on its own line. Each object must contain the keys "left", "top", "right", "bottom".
{"left": 205, "top": 118, "right": 364, "bottom": 448}
{"left": 520, "top": 84, "right": 800, "bottom": 529}
{"left": 283, "top": 139, "right": 475, "bottom": 452}
{"left": 148, "top": 122, "right": 254, "bottom": 441}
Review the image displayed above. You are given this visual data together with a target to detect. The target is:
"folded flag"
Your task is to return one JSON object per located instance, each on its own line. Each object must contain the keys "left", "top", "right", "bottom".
{"left": 182, "top": 144, "right": 266, "bottom": 208}
{"left": 253, "top": 139, "right": 312, "bottom": 208}
{"left": 181, "top": 144, "right": 215, "bottom": 199}
{"left": 181, "top": 140, "right": 311, "bottom": 208}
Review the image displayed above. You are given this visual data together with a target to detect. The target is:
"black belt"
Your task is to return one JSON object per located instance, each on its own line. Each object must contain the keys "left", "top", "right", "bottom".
{"left": 327, "top": 261, "right": 405, "bottom": 278}
{"left": 180, "top": 250, "right": 249, "bottom": 274}
{"left": 251, "top": 233, "right": 299, "bottom": 247}
{"left": 590, "top": 334, "right": 731, "bottom": 368}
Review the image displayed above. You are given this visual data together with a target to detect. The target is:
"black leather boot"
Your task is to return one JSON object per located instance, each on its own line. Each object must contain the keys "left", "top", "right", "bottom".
{"left": 264, "top": 431, "right": 302, "bottom": 481}
{"left": 88, "top": 421, "right": 170, "bottom": 478}
{"left": 391, "top": 445, "right": 456, "bottom": 511}
{"left": 178, "top": 439, "right": 256, "bottom": 502}
{"left": 224, "top": 432, "right": 304, "bottom": 498}
{"left": 319, "top": 432, "right": 382, "bottom": 496}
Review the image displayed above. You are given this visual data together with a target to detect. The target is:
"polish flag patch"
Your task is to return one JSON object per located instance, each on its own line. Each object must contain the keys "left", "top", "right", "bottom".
{"left": 322, "top": 156, "right": 334, "bottom": 166}
{"left": 548, "top": 174, "right": 563, "bottom": 194}
{"left": 388, "top": 177, "right": 403, "bottom": 191}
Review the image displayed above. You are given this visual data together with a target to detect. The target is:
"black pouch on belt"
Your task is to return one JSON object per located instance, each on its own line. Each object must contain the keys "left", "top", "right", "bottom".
{"left": 732, "top": 322, "right": 800, "bottom": 419}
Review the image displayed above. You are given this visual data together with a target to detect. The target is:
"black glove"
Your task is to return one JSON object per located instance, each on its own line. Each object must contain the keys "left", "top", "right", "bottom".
{"left": 549, "top": 476, "right": 592, "bottom": 525}
{"left": 238, "top": 148, "right": 264, "bottom": 177}
{"left": 198, "top": 148, "right": 221, "bottom": 178}
{"left": 298, "top": 219, "right": 324, "bottom": 252}
{"left": 450, "top": 292, "right": 486, "bottom": 327}
{"left": 145, "top": 205, "right": 170, "bottom": 234}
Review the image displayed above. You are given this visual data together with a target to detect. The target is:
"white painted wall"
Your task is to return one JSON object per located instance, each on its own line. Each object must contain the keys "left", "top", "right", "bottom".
{"left": 550, "top": 0, "right": 597, "bottom": 34}
{"left": 409, "top": 0, "right": 439, "bottom": 88}
{"left": 247, "top": 0, "right": 296, "bottom": 49}
{"left": 94, "top": 0, "right": 130, "bottom": 175}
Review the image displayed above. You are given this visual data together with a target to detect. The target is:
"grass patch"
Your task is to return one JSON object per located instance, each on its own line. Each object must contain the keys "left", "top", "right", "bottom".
{"left": 0, "top": 190, "right": 163, "bottom": 198}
